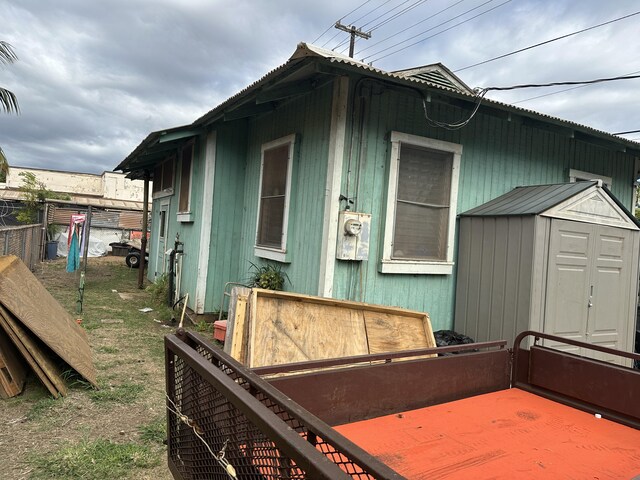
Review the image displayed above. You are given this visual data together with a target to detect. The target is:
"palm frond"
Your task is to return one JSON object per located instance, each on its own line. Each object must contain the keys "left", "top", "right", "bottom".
{"left": 0, "top": 41, "right": 18, "bottom": 65}
{"left": 0, "top": 147, "right": 9, "bottom": 177}
{"left": 0, "top": 87, "right": 19, "bottom": 114}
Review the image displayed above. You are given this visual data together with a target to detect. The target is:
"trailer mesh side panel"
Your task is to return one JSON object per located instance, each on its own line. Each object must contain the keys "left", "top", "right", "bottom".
{"left": 166, "top": 334, "right": 383, "bottom": 479}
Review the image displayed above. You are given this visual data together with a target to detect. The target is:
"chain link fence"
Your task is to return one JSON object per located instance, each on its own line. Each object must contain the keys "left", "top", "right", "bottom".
{"left": 0, "top": 223, "right": 43, "bottom": 269}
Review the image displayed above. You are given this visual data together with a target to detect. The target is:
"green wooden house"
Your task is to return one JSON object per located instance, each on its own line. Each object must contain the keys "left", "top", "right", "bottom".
{"left": 116, "top": 43, "right": 640, "bottom": 331}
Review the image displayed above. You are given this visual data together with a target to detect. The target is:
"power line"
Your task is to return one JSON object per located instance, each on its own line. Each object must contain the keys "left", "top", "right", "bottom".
{"left": 481, "top": 73, "right": 640, "bottom": 93}
{"left": 351, "top": 0, "right": 395, "bottom": 25}
{"left": 367, "top": 0, "right": 431, "bottom": 32}
{"left": 613, "top": 129, "right": 640, "bottom": 135}
{"left": 366, "top": 0, "right": 510, "bottom": 63}
{"left": 356, "top": 0, "right": 467, "bottom": 56}
{"left": 512, "top": 68, "right": 640, "bottom": 105}
{"left": 361, "top": 0, "right": 415, "bottom": 29}
{"left": 454, "top": 9, "right": 640, "bottom": 72}
{"left": 312, "top": 0, "right": 374, "bottom": 44}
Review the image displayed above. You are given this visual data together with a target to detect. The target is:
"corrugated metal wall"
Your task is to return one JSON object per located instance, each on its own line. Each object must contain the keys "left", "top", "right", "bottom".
{"left": 49, "top": 205, "right": 144, "bottom": 230}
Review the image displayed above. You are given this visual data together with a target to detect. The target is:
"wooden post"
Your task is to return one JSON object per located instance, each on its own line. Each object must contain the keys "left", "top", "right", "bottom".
{"left": 82, "top": 205, "right": 92, "bottom": 274}
{"left": 138, "top": 171, "right": 150, "bottom": 289}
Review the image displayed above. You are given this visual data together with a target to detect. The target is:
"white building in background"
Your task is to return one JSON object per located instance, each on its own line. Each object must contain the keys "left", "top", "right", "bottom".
{"left": 0, "top": 166, "right": 152, "bottom": 257}
{"left": 2, "top": 166, "right": 151, "bottom": 203}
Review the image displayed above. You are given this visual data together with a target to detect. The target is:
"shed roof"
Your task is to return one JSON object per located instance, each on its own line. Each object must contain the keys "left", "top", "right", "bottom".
{"left": 460, "top": 182, "right": 596, "bottom": 217}
{"left": 460, "top": 181, "right": 640, "bottom": 229}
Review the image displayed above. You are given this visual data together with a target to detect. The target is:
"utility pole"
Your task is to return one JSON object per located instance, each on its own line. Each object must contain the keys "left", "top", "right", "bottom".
{"left": 334, "top": 21, "right": 371, "bottom": 58}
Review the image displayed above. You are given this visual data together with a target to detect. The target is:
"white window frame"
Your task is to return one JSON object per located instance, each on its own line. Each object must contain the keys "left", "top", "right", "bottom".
{"left": 380, "top": 132, "right": 462, "bottom": 275}
{"left": 569, "top": 168, "right": 612, "bottom": 188}
{"left": 177, "top": 141, "right": 195, "bottom": 222}
{"left": 152, "top": 156, "right": 175, "bottom": 200}
{"left": 254, "top": 134, "right": 296, "bottom": 263}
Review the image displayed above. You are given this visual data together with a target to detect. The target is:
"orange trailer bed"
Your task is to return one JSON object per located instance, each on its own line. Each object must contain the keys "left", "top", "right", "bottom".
{"left": 336, "top": 388, "right": 640, "bottom": 480}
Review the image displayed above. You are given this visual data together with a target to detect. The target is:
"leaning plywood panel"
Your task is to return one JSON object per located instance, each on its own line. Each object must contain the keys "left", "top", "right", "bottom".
{"left": 0, "top": 307, "right": 61, "bottom": 397}
{"left": 0, "top": 327, "right": 26, "bottom": 398}
{"left": 0, "top": 256, "right": 97, "bottom": 387}
{"left": 246, "top": 289, "right": 436, "bottom": 368}
{"left": 249, "top": 295, "right": 369, "bottom": 368}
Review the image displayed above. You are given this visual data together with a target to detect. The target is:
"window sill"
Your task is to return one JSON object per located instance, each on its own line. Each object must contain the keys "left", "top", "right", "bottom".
{"left": 379, "top": 260, "right": 454, "bottom": 275}
{"left": 177, "top": 212, "right": 193, "bottom": 223}
{"left": 153, "top": 189, "right": 174, "bottom": 200}
{"left": 254, "top": 246, "right": 290, "bottom": 263}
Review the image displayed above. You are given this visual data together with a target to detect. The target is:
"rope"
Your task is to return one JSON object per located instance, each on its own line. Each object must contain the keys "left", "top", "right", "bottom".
{"left": 165, "top": 393, "right": 238, "bottom": 479}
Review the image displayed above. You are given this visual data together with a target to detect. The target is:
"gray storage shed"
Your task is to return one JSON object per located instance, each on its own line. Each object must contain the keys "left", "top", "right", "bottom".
{"left": 454, "top": 181, "right": 640, "bottom": 362}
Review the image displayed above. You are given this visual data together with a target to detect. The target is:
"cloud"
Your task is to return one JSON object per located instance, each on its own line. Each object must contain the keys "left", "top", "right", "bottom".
{"left": 0, "top": 0, "right": 639, "bottom": 173}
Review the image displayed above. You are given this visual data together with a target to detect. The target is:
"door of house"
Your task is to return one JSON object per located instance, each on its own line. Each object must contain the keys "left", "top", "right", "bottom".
{"left": 543, "top": 219, "right": 634, "bottom": 364}
{"left": 156, "top": 201, "right": 170, "bottom": 278}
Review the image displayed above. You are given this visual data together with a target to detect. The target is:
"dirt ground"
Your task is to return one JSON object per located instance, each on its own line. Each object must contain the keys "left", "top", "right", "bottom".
{"left": 0, "top": 256, "right": 182, "bottom": 479}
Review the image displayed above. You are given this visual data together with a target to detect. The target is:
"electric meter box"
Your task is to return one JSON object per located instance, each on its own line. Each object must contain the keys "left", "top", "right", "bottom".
{"left": 336, "top": 211, "right": 371, "bottom": 261}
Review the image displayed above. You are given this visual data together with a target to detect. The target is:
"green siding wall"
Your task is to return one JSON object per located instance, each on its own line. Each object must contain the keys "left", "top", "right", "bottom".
{"left": 235, "top": 82, "right": 334, "bottom": 295}
{"left": 332, "top": 83, "right": 636, "bottom": 330}
{"left": 204, "top": 121, "right": 248, "bottom": 312}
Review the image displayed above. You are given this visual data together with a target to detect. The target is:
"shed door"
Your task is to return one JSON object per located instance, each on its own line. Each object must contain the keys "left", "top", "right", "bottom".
{"left": 544, "top": 219, "right": 633, "bottom": 363}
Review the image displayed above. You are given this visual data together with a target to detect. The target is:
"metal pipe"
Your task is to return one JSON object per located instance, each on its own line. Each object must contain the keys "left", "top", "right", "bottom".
{"left": 138, "top": 171, "right": 150, "bottom": 289}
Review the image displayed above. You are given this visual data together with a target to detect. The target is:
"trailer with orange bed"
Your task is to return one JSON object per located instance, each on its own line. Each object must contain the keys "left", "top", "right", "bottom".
{"left": 165, "top": 330, "right": 640, "bottom": 479}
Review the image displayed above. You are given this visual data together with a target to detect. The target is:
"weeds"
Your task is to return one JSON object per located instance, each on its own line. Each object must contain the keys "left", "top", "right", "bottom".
{"left": 146, "top": 273, "right": 169, "bottom": 304}
{"left": 247, "top": 261, "right": 290, "bottom": 290}
{"left": 28, "top": 438, "right": 158, "bottom": 479}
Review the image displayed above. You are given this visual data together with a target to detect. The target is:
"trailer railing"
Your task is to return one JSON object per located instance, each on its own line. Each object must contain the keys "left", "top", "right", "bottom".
{"left": 165, "top": 330, "right": 405, "bottom": 480}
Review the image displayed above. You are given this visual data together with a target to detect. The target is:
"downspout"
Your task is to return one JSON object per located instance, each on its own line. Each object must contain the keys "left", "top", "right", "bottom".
{"left": 138, "top": 170, "right": 150, "bottom": 289}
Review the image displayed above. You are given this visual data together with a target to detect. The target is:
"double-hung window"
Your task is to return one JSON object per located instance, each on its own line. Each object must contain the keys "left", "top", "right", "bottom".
{"left": 381, "top": 132, "right": 461, "bottom": 274}
{"left": 255, "top": 134, "right": 295, "bottom": 262}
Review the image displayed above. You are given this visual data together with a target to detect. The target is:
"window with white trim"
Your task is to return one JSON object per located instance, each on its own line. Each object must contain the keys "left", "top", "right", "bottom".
{"left": 381, "top": 132, "right": 462, "bottom": 275}
{"left": 177, "top": 142, "right": 194, "bottom": 221}
{"left": 569, "top": 168, "right": 612, "bottom": 188}
{"left": 255, "top": 134, "right": 295, "bottom": 262}
{"left": 152, "top": 156, "right": 175, "bottom": 198}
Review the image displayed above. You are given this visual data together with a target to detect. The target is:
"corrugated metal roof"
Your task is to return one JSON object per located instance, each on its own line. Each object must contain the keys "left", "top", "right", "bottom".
{"left": 0, "top": 189, "right": 145, "bottom": 211}
{"left": 190, "top": 43, "right": 633, "bottom": 150}
{"left": 119, "top": 42, "right": 640, "bottom": 175}
{"left": 460, "top": 182, "right": 596, "bottom": 217}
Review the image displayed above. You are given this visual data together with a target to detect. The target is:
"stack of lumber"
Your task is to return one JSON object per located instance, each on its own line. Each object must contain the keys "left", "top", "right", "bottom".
{"left": 0, "top": 255, "right": 98, "bottom": 398}
{"left": 224, "top": 288, "right": 436, "bottom": 368}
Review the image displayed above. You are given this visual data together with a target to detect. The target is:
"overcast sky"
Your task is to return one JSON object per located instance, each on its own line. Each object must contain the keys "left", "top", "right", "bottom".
{"left": 1, "top": 0, "right": 639, "bottom": 174}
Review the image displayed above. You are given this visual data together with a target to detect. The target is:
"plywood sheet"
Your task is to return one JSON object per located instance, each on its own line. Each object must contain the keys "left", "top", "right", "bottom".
{"left": 0, "top": 256, "right": 97, "bottom": 387}
{"left": 0, "top": 327, "right": 26, "bottom": 398}
{"left": 0, "top": 307, "right": 62, "bottom": 397}
{"left": 249, "top": 295, "right": 369, "bottom": 368}
{"left": 245, "top": 289, "right": 435, "bottom": 368}
{"left": 364, "top": 311, "right": 435, "bottom": 354}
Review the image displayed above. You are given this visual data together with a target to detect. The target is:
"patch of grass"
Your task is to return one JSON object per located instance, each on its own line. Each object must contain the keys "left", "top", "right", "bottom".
{"left": 137, "top": 416, "right": 166, "bottom": 444}
{"left": 27, "top": 396, "right": 61, "bottom": 421}
{"left": 89, "top": 382, "right": 144, "bottom": 404}
{"left": 28, "top": 438, "right": 158, "bottom": 479}
{"left": 97, "top": 346, "right": 120, "bottom": 354}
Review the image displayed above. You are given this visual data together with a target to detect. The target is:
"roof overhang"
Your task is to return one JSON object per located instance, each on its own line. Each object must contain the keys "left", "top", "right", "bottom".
{"left": 114, "top": 125, "right": 203, "bottom": 179}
